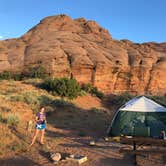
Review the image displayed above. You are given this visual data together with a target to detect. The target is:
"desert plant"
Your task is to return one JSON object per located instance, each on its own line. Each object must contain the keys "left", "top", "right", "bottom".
{"left": 111, "top": 92, "right": 135, "bottom": 106}
{"left": 81, "top": 83, "right": 104, "bottom": 99}
{"left": 0, "top": 114, "right": 3, "bottom": 123}
{"left": 0, "top": 71, "right": 12, "bottom": 80}
{"left": 22, "top": 92, "right": 39, "bottom": 105}
{"left": 10, "top": 95, "right": 24, "bottom": 102}
{"left": 79, "top": 90, "right": 87, "bottom": 96}
{"left": 7, "top": 114, "right": 20, "bottom": 127}
{"left": 42, "top": 78, "right": 81, "bottom": 99}
{"left": 91, "top": 87, "right": 104, "bottom": 99}
{"left": 13, "top": 73, "right": 24, "bottom": 81}
{"left": 0, "top": 71, "right": 24, "bottom": 81}
{"left": 81, "top": 83, "right": 93, "bottom": 93}
{"left": 27, "top": 65, "right": 48, "bottom": 79}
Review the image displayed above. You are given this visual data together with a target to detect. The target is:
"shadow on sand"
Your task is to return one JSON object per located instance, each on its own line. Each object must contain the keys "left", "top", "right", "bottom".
{"left": 38, "top": 95, "right": 111, "bottom": 137}
{"left": 99, "top": 155, "right": 135, "bottom": 166}
{"left": 0, "top": 156, "right": 42, "bottom": 166}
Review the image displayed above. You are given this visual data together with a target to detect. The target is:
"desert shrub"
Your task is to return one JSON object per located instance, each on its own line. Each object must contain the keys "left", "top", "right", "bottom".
{"left": 0, "top": 71, "right": 12, "bottom": 80}
{"left": 81, "top": 83, "right": 104, "bottom": 99}
{"left": 27, "top": 66, "right": 48, "bottom": 79}
{"left": 0, "top": 71, "right": 24, "bottom": 81}
{"left": 7, "top": 114, "right": 20, "bottom": 127}
{"left": 22, "top": 92, "right": 39, "bottom": 105}
{"left": 52, "top": 99, "right": 74, "bottom": 107}
{"left": 79, "top": 90, "right": 87, "bottom": 96}
{"left": 10, "top": 95, "right": 24, "bottom": 102}
{"left": 81, "top": 83, "right": 93, "bottom": 93}
{"left": 90, "top": 107, "right": 101, "bottom": 114}
{"left": 13, "top": 73, "right": 24, "bottom": 81}
{"left": 91, "top": 87, "right": 104, "bottom": 99}
{"left": 0, "top": 114, "right": 3, "bottom": 123}
{"left": 111, "top": 92, "right": 135, "bottom": 106}
{"left": 38, "top": 95, "right": 54, "bottom": 106}
{"left": 42, "top": 78, "right": 81, "bottom": 99}
{"left": 11, "top": 92, "right": 39, "bottom": 105}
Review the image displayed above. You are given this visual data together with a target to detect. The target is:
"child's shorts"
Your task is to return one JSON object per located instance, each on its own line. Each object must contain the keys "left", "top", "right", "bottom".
{"left": 36, "top": 123, "right": 46, "bottom": 130}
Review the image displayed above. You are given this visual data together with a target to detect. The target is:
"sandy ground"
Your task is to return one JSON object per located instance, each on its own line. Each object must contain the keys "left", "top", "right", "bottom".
{"left": 0, "top": 127, "right": 135, "bottom": 166}
{"left": 0, "top": 126, "right": 166, "bottom": 166}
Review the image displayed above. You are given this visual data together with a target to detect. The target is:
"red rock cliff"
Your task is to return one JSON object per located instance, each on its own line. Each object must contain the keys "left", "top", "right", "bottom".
{"left": 0, "top": 15, "right": 166, "bottom": 95}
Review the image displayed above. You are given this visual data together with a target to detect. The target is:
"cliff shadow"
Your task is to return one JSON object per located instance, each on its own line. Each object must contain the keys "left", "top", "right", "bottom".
{"left": 38, "top": 95, "right": 111, "bottom": 138}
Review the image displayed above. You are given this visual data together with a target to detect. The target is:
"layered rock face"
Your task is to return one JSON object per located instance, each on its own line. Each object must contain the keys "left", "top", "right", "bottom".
{"left": 0, "top": 14, "right": 166, "bottom": 95}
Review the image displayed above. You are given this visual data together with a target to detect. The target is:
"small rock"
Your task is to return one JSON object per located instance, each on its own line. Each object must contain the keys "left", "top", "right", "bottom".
{"left": 104, "top": 137, "right": 109, "bottom": 141}
{"left": 50, "top": 153, "right": 61, "bottom": 162}
{"left": 89, "top": 141, "right": 95, "bottom": 146}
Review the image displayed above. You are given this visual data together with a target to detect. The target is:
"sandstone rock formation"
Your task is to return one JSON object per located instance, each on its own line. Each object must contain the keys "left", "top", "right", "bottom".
{"left": 0, "top": 14, "right": 166, "bottom": 95}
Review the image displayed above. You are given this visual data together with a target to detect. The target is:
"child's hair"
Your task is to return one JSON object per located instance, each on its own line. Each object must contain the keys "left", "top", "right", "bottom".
{"left": 40, "top": 106, "right": 45, "bottom": 110}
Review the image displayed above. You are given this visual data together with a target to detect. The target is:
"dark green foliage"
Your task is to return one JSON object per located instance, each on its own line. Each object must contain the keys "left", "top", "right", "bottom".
{"left": 42, "top": 78, "right": 81, "bottom": 99}
{"left": 0, "top": 66, "right": 48, "bottom": 80}
{"left": 81, "top": 83, "right": 93, "bottom": 93}
{"left": 91, "top": 87, "right": 104, "bottom": 99}
{"left": 81, "top": 83, "right": 104, "bottom": 99}
{"left": 27, "top": 66, "right": 48, "bottom": 79}
{"left": 110, "top": 92, "right": 135, "bottom": 106}
{"left": 0, "top": 71, "right": 12, "bottom": 80}
{"left": 42, "top": 79, "right": 104, "bottom": 99}
{"left": 0, "top": 114, "right": 3, "bottom": 123}
{"left": 0, "top": 71, "right": 24, "bottom": 81}
{"left": 13, "top": 73, "right": 24, "bottom": 81}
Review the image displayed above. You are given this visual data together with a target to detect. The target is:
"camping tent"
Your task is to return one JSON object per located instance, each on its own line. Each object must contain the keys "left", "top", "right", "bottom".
{"left": 107, "top": 96, "right": 166, "bottom": 137}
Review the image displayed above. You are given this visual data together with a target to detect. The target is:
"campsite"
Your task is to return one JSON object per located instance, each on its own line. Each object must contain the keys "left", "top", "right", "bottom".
{"left": 0, "top": 79, "right": 165, "bottom": 166}
{"left": 1, "top": 0, "right": 166, "bottom": 165}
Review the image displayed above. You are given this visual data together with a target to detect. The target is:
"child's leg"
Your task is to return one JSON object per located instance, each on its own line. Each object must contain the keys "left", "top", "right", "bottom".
{"left": 30, "top": 129, "right": 39, "bottom": 146}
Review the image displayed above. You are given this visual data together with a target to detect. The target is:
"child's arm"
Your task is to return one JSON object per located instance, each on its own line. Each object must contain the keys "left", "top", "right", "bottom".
{"left": 35, "top": 115, "right": 40, "bottom": 122}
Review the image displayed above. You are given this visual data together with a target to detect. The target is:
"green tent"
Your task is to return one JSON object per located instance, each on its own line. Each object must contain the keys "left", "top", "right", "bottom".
{"left": 107, "top": 96, "right": 166, "bottom": 137}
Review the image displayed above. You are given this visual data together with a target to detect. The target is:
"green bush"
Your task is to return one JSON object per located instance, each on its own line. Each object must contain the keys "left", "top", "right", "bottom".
{"left": 0, "top": 71, "right": 12, "bottom": 80}
{"left": 10, "top": 95, "right": 24, "bottom": 102}
{"left": 22, "top": 92, "right": 40, "bottom": 105}
{"left": 27, "top": 66, "right": 48, "bottom": 79}
{"left": 7, "top": 114, "right": 20, "bottom": 127}
{"left": 13, "top": 73, "right": 24, "bottom": 81}
{"left": 0, "top": 114, "right": 3, "bottom": 123}
{"left": 81, "top": 84, "right": 104, "bottom": 99}
{"left": 81, "top": 83, "right": 93, "bottom": 93}
{"left": 111, "top": 92, "right": 135, "bottom": 106}
{"left": 42, "top": 78, "right": 81, "bottom": 99}
{"left": 0, "top": 71, "right": 24, "bottom": 81}
{"left": 91, "top": 87, "right": 104, "bottom": 99}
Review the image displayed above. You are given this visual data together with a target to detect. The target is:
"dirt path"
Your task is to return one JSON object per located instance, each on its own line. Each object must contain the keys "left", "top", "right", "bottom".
{"left": 0, "top": 127, "right": 135, "bottom": 166}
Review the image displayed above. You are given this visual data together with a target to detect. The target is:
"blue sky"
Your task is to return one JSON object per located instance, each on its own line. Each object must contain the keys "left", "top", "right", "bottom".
{"left": 0, "top": 0, "right": 166, "bottom": 43}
